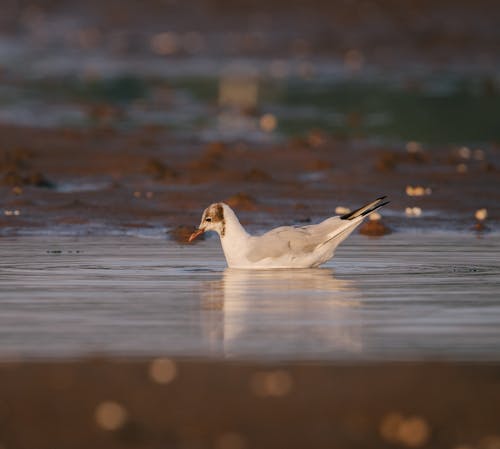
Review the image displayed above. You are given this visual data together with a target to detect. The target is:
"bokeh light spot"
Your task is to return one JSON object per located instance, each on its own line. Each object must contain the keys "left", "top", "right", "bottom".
{"left": 149, "top": 358, "right": 177, "bottom": 385}
{"left": 475, "top": 208, "right": 488, "bottom": 221}
{"left": 335, "top": 206, "right": 351, "bottom": 215}
{"left": 380, "top": 413, "right": 430, "bottom": 447}
{"left": 405, "top": 207, "right": 422, "bottom": 217}
{"left": 406, "top": 141, "right": 422, "bottom": 153}
{"left": 259, "top": 114, "right": 277, "bottom": 133}
{"left": 95, "top": 401, "right": 127, "bottom": 431}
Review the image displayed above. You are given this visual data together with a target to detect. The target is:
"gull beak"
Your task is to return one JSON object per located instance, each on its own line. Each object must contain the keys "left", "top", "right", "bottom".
{"left": 188, "top": 228, "right": 205, "bottom": 243}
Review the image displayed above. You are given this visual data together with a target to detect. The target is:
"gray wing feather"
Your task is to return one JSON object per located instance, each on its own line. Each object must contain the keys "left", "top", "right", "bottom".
{"left": 246, "top": 217, "right": 345, "bottom": 262}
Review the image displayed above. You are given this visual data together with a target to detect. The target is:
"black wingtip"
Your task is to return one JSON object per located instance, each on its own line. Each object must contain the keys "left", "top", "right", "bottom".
{"left": 360, "top": 200, "right": 390, "bottom": 216}
{"left": 341, "top": 196, "right": 389, "bottom": 220}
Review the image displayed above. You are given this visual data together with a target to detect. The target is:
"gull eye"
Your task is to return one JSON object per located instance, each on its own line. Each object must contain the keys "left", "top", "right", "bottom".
{"left": 205, "top": 217, "right": 212, "bottom": 222}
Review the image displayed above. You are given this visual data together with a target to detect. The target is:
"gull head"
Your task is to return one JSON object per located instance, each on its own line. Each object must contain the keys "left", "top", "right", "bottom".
{"left": 189, "top": 202, "right": 226, "bottom": 242}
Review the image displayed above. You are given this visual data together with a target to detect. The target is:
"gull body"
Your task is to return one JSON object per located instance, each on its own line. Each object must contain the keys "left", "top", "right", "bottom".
{"left": 189, "top": 197, "right": 388, "bottom": 269}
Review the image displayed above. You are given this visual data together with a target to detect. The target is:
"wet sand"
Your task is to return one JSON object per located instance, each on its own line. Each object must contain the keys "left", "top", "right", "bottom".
{"left": 1, "top": 124, "right": 498, "bottom": 237}
{"left": 1, "top": 358, "right": 500, "bottom": 449}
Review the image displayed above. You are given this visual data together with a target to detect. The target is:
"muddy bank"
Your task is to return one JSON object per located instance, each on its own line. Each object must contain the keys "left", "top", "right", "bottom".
{"left": 0, "top": 123, "right": 498, "bottom": 237}
{"left": 0, "top": 358, "right": 499, "bottom": 449}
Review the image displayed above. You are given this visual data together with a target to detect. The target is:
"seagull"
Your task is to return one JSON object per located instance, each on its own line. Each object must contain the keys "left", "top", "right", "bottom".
{"left": 189, "top": 196, "right": 389, "bottom": 269}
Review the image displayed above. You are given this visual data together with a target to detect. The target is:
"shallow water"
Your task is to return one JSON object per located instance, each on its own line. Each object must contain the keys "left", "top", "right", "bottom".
{"left": 0, "top": 234, "right": 499, "bottom": 361}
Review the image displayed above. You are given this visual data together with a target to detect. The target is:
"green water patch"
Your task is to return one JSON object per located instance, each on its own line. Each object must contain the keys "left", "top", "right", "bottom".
{"left": 272, "top": 79, "right": 500, "bottom": 143}
{"left": 25, "top": 75, "right": 149, "bottom": 104}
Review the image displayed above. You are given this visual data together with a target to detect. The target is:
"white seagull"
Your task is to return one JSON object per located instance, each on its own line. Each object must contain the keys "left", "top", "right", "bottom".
{"left": 189, "top": 196, "right": 389, "bottom": 269}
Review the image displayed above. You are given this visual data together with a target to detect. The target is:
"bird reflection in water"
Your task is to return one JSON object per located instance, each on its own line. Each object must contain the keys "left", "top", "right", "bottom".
{"left": 200, "top": 268, "right": 363, "bottom": 358}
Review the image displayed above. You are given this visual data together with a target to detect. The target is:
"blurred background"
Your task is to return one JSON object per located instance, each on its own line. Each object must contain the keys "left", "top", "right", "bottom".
{"left": 1, "top": 0, "right": 500, "bottom": 140}
{"left": 0, "top": 0, "right": 499, "bottom": 233}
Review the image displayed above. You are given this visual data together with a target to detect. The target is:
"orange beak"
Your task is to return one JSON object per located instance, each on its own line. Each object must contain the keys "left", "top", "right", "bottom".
{"left": 188, "top": 228, "right": 205, "bottom": 243}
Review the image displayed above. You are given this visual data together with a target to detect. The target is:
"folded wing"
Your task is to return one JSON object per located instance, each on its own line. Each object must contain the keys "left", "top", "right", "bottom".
{"left": 246, "top": 216, "right": 345, "bottom": 262}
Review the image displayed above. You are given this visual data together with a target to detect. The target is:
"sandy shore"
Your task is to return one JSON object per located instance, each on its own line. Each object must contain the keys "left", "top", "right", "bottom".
{"left": 0, "top": 358, "right": 499, "bottom": 449}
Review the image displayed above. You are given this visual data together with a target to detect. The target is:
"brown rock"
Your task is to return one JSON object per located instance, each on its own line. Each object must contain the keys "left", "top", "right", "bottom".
{"left": 25, "top": 172, "right": 56, "bottom": 188}
{"left": 169, "top": 225, "right": 204, "bottom": 244}
{"left": 144, "top": 158, "right": 179, "bottom": 181}
{"left": 359, "top": 219, "right": 391, "bottom": 236}
{"left": 472, "top": 221, "right": 489, "bottom": 232}
{"left": 243, "top": 168, "right": 271, "bottom": 182}
{"left": 190, "top": 142, "right": 227, "bottom": 171}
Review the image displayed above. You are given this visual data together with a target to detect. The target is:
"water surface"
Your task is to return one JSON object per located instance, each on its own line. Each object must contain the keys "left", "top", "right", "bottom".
{"left": 0, "top": 234, "right": 499, "bottom": 360}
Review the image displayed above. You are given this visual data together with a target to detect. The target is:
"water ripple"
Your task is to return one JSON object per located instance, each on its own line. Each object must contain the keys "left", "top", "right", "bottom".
{"left": 0, "top": 234, "right": 499, "bottom": 361}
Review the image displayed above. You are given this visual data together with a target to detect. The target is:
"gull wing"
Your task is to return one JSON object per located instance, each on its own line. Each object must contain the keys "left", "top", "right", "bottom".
{"left": 245, "top": 217, "right": 344, "bottom": 262}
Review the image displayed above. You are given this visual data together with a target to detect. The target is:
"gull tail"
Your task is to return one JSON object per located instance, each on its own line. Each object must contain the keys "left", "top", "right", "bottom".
{"left": 340, "top": 196, "right": 389, "bottom": 220}
{"left": 315, "top": 196, "right": 389, "bottom": 252}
